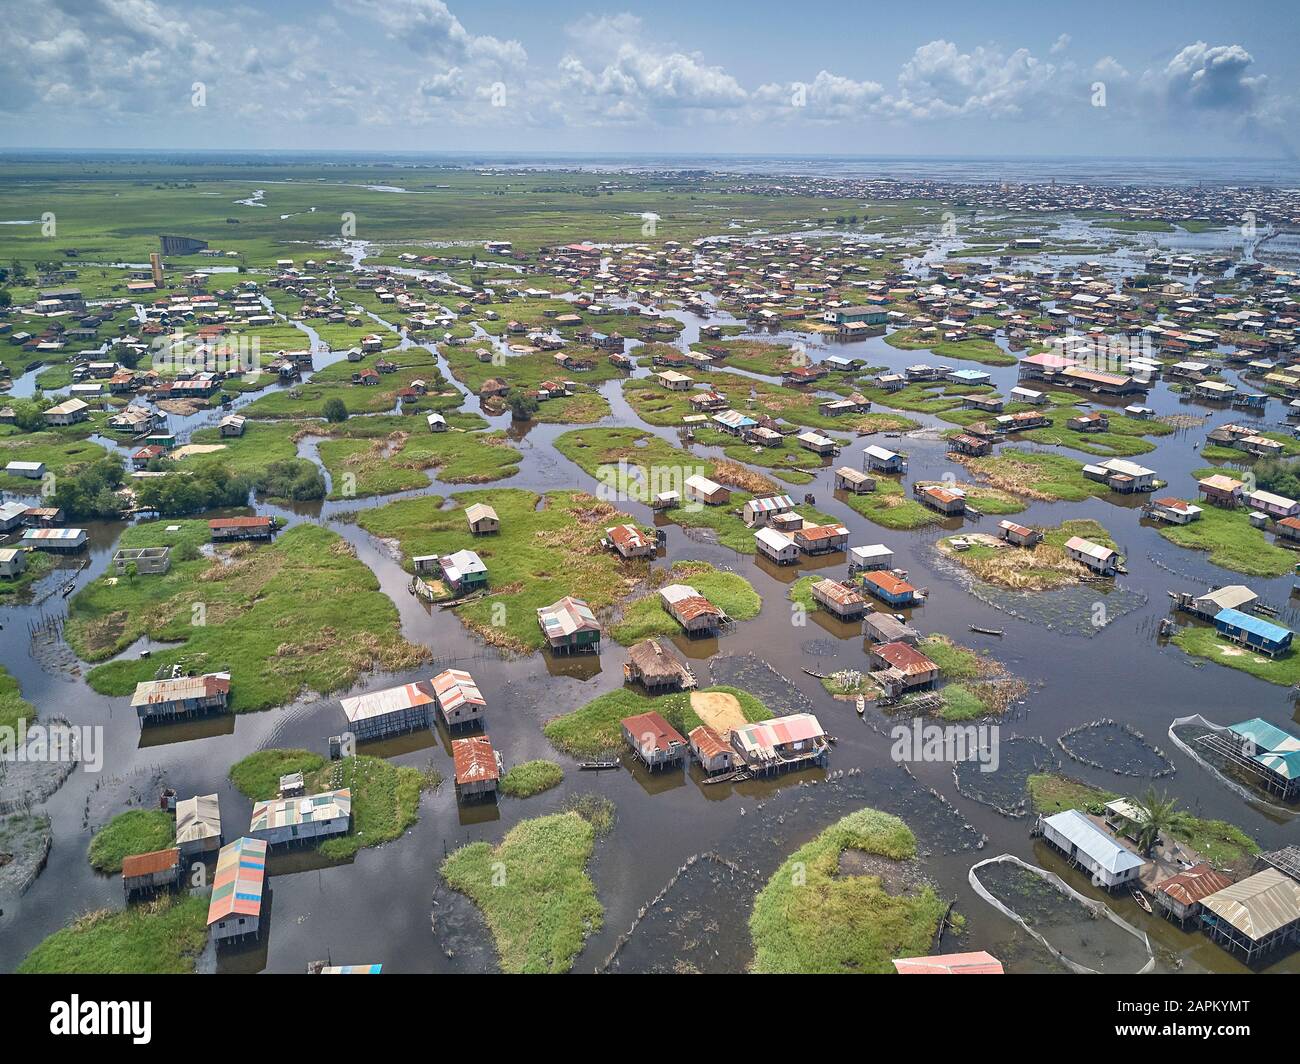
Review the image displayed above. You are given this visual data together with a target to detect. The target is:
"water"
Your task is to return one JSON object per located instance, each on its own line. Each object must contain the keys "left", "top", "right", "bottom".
{"left": 3, "top": 225, "right": 1299, "bottom": 975}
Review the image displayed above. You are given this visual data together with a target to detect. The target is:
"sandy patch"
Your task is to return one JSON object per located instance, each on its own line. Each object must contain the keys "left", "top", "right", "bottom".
{"left": 171, "top": 443, "right": 228, "bottom": 459}
{"left": 690, "top": 691, "right": 746, "bottom": 733}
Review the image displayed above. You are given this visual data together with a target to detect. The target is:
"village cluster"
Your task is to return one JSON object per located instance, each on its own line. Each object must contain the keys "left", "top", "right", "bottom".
{"left": 4, "top": 162, "right": 1300, "bottom": 977}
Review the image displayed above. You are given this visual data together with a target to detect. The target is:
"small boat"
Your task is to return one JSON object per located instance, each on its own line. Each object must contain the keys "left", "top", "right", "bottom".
{"left": 578, "top": 760, "right": 619, "bottom": 771}
{"left": 855, "top": 696, "right": 865, "bottom": 716}
{"left": 61, "top": 581, "right": 77, "bottom": 597}
{"left": 1132, "top": 890, "right": 1152, "bottom": 913}
{"left": 968, "top": 624, "right": 1004, "bottom": 637}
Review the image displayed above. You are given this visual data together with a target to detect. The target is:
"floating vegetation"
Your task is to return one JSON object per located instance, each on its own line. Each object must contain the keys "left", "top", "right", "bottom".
{"left": 1057, "top": 719, "right": 1175, "bottom": 778}
{"left": 953, "top": 735, "right": 1055, "bottom": 818}
{"left": 707, "top": 653, "right": 814, "bottom": 717}
{"left": 970, "top": 855, "right": 1154, "bottom": 974}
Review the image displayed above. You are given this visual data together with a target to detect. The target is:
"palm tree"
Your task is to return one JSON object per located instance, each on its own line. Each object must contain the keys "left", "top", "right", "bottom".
{"left": 1130, "top": 787, "right": 1180, "bottom": 857}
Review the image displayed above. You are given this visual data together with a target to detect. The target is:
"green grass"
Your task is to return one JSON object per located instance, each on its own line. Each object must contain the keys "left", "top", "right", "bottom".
{"left": 1018, "top": 406, "right": 1172, "bottom": 458}
{"left": 841, "top": 477, "right": 940, "bottom": 530}
{"left": 356, "top": 487, "right": 642, "bottom": 653}
{"left": 67, "top": 522, "right": 426, "bottom": 712}
{"left": 318, "top": 428, "right": 520, "bottom": 499}
{"left": 18, "top": 894, "right": 209, "bottom": 974}
{"left": 1156, "top": 504, "right": 1295, "bottom": 577}
{"left": 1026, "top": 773, "right": 1258, "bottom": 866}
{"left": 87, "top": 810, "right": 177, "bottom": 873}
{"left": 748, "top": 807, "right": 948, "bottom": 973}
{"left": 1027, "top": 772, "right": 1115, "bottom": 814}
{"left": 0, "top": 548, "right": 54, "bottom": 601}
{"left": 0, "top": 666, "right": 35, "bottom": 732}
{"left": 440, "top": 811, "right": 603, "bottom": 973}
{"left": 956, "top": 448, "right": 1112, "bottom": 502}
{"left": 884, "top": 328, "right": 1016, "bottom": 366}
{"left": 229, "top": 748, "right": 327, "bottom": 800}
{"left": 1172, "top": 625, "right": 1300, "bottom": 685}
{"left": 0, "top": 432, "right": 108, "bottom": 494}
{"left": 610, "top": 561, "right": 761, "bottom": 644}
{"left": 500, "top": 760, "right": 565, "bottom": 798}
{"left": 543, "top": 684, "right": 772, "bottom": 758}
{"left": 308, "top": 755, "right": 431, "bottom": 860}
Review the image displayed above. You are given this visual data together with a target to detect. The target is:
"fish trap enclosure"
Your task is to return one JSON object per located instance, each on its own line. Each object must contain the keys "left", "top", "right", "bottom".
{"left": 953, "top": 735, "right": 1055, "bottom": 817}
{"left": 970, "top": 854, "right": 1154, "bottom": 974}
{"left": 1057, "top": 718, "right": 1175, "bottom": 778}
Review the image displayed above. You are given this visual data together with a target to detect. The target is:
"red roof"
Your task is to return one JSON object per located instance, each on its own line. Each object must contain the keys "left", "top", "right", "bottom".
{"left": 622, "top": 710, "right": 686, "bottom": 754}
{"left": 893, "top": 951, "right": 1004, "bottom": 975}
{"left": 872, "top": 641, "right": 938, "bottom": 676}
{"left": 122, "top": 847, "right": 180, "bottom": 878}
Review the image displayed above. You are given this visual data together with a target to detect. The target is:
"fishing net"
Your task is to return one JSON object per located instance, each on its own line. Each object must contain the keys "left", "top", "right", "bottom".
{"left": 1167, "top": 714, "right": 1297, "bottom": 817}
{"left": 969, "top": 854, "right": 1155, "bottom": 974}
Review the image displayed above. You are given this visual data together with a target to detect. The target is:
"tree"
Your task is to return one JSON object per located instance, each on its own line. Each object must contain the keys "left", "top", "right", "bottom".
{"left": 507, "top": 390, "right": 539, "bottom": 422}
{"left": 323, "top": 397, "right": 348, "bottom": 423}
{"left": 1130, "top": 787, "right": 1180, "bottom": 857}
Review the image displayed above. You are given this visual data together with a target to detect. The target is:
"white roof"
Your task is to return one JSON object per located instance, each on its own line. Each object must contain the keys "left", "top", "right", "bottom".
{"left": 175, "top": 794, "right": 221, "bottom": 843}
{"left": 754, "top": 527, "right": 795, "bottom": 551}
{"left": 1043, "top": 810, "right": 1145, "bottom": 875}
{"left": 850, "top": 543, "right": 893, "bottom": 560}
{"left": 863, "top": 444, "right": 899, "bottom": 461}
{"left": 1065, "top": 536, "right": 1116, "bottom": 562}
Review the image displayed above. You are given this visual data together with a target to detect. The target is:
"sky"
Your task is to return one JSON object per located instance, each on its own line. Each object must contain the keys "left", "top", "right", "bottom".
{"left": 1, "top": 0, "right": 1297, "bottom": 159}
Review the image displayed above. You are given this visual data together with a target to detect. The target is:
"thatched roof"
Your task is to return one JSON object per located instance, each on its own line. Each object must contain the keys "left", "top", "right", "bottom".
{"left": 625, "top": 639, "right": 694, "bottom": 687}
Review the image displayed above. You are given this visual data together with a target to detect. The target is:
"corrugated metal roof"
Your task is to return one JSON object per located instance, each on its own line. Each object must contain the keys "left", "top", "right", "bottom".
{"left": 892, "top": 951, "right": 1004, "bottom": 975}
{"left": 1214, "top": 608, "right": 1292, "bottom": 644}
{"left": 431, "top": 669, "right": 485, "bottom": 715}
{"left": 1042, "top": 810, "right": 1146, "bottom": 875}
{"left": 1201, "top": 868, "right": 1300, "bottom": 939}
{"left": 622, "top": 710, "right": 686, "bottom": 754}
{"left": 341, "top": 680, "right": 438, "bottom": 723}
{"left": 207, "top": 837, "right": 267, "bottom": 924}
{"left": 1156, "top": 863, "right": 1235, "bottom": 907}
{"left": 130, "top": 672, "right": 230, "bottom": 708}
{"left": 121, "top": 847, "right": 180, "bottom": 879}
{"left": 250, "top": 789, "right": 350, "bottom": 833}
{"left": 175, "top": 793, "right": 221, "bottom": 844}
{"left": 452, "top": 735, "right": 500, "bottom": 784}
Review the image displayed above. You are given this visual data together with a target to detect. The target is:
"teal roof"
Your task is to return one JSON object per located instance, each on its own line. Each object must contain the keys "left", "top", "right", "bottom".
{"left": 1230, "top": 717, "right": 1300, "bottom": 754}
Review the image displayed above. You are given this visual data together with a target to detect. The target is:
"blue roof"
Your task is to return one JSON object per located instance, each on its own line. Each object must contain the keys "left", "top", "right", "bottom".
{"left": 1213, "top": 608, "right": 1293, "bottom": 644}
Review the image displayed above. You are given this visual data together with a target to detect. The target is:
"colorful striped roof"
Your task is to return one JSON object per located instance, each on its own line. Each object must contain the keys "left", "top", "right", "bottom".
{"left": 207, "top": 837, "right": 268, "bottom": 925}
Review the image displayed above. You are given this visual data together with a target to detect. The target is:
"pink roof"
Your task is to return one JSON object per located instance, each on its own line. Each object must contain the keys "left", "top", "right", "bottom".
{"left": 893, "top": 951, "right": 1004, "bottom": 975}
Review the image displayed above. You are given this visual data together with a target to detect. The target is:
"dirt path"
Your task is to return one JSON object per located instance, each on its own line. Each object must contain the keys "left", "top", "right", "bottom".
{"left": 689, "top": 691, "right": 746, "bottom": 733}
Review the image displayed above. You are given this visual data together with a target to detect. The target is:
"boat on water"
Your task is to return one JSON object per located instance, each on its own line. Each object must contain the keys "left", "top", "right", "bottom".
{"left": 578, "top": 760, "right": 619, "bottom": 771}
{"left": 1132, "top": 890, "right": 1152, "bottom": 913}
{"left": 855, "top": 696, "right": 865, "bottom": 716}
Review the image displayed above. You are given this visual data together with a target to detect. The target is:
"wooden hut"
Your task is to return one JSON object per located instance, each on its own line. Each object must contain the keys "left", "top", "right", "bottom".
{"left": 452, "top": 735, "right": 502, "bottom": 801}
{"left": 623, "top": 639, "right": 696, "bottom": 690}
{"left": 621, "top": 711, "right": 687, "bottom": 770}
{"left": 122, "top": 848, "right": 183, "bottom": 898}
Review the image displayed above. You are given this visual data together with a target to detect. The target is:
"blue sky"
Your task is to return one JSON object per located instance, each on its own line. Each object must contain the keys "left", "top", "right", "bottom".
{"left": 2, "top": 0, "right": 1295, "bottom": 158}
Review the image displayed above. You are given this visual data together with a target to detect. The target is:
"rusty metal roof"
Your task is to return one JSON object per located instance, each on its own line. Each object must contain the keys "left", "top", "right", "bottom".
{"left": 121, "top": 847, "right": 180, "bottom": 879}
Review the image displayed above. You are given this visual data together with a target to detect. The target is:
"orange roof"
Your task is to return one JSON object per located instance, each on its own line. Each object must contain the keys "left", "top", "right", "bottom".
{"left": 689, "top": 725, "right": 731, "bottom": 760}
{"left": 121, "top": 847, "right": 180, "bottom": 878}
{"left": 893, "top": 951, "right": 1004, "bottom": 975}
{"left": 861, "top": 570, "right": 916, "bottom": 596}
{"left": 797, "top": 523, "right": 849, "bottom": 542}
